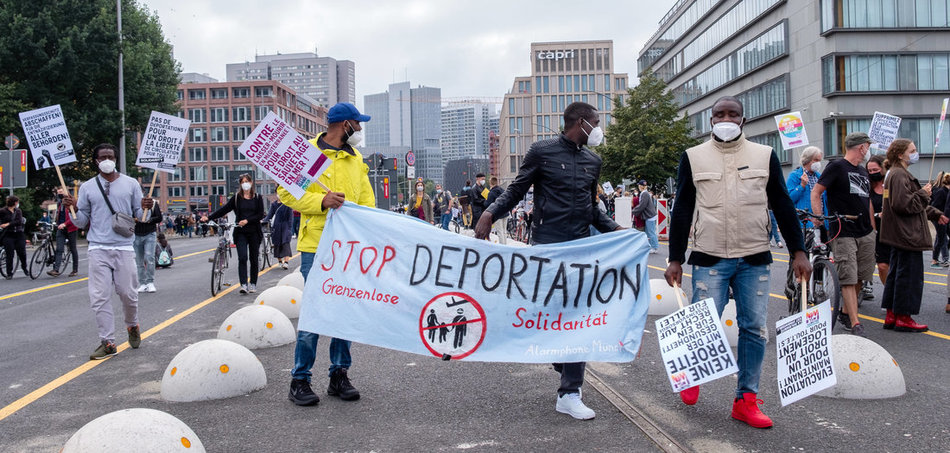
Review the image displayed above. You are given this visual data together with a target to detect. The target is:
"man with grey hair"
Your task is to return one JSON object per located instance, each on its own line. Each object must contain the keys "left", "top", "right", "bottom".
{"left": 784, "top": 146, "right": 824, "bottom": 301}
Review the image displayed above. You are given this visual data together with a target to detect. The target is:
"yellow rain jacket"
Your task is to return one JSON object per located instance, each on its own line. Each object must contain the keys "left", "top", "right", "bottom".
{"left": 277, "top": 132, "right": 376, "bottom": 253}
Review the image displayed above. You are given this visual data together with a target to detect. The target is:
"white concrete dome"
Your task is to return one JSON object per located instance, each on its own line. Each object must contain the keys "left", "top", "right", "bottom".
{"left": 817, "top": 334, "right": 905, "bottom": 399}
{"left": 648, "top": 278, "right": 687, "bottom": 316}
{"left": 218, "top": 305, "right": 296, "bottom": 349}
{"left": 253, "top": 285, "right": 303, "bottom": 319}
{"left": 720, "top": 299, "right": 769, "bottom": 347}
{"left": 161, "top": 339, "right": 266, "bottom": 402}
{"left": 277, "top": 271, "right": 305, "bottom": 291}
{"left": 62, "top": 408, "right": 205, "bottom": 452}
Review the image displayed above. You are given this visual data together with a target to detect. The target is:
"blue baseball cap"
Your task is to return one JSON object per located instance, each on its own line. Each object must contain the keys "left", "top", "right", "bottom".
{"left": 327, "top": 103, "right": 371, "bottom": 124}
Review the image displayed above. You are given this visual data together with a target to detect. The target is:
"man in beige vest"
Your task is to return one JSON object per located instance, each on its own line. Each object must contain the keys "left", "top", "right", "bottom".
{"left": 665, "top": 96, "right": 810, "bottom": 429}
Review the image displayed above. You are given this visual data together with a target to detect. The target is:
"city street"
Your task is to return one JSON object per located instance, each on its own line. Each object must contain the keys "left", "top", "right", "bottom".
{"left": 0, "top": 233, "right": 948, "bottom": 452}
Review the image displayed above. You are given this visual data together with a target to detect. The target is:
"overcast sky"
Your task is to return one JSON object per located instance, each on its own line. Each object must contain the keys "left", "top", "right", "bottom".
{"left": 140, "top": 0, "right": 672, "bottom": 105}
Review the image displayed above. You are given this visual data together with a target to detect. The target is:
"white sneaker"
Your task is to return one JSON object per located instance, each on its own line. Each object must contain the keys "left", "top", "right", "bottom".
{"left": 248, "top": 284, "right": 256, "bottom": 293}
{"left": 650, "top": 248, "right": 658, "bottom": 254}
{"left": 145, "top": 283, "right": 157, "bottom": 293}
{"left": 137, "top": 284, "right": 148, "bottom": 292}
{"left": 556, "top": 393, "right": 595, "bottom": 420}
{"left": 281, "top": 262, "right": 289, "bottom": 269}
{"left": 239, "top": 284, "right": 248, "bottom": 294}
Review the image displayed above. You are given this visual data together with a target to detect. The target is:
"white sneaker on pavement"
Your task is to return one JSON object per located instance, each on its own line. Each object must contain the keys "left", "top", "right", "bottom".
{"left": 146, "top": 283, "right": 157, "bottom": 293}
{"left": 556, "top": 392, "right": 595, "bottom": 420}
{"left": 239, "top": 284, "right": 248, "bottom": 294}
{"left": 137, "top": 284, "right": 148, "bottom": 292}
{"left": 249, "top": 283, "right": 256, "bottom": 293}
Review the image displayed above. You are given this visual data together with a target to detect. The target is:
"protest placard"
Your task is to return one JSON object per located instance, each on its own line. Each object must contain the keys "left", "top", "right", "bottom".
{"left": 775, "top": 300, "right": 836, "bottom": 406}
{"left": 298, "top": 202, "right": 652, "bottom": 363}
{"left": 774, "top": 111, "right": 809, "bottom": 150}
{"left": 928, "top": 98, "right": 949, "bottom": 182}
{"left": 237, "top": 111, "right": 330, "bottom": 199}
{"left": 868, "top": 111, "right": 902, "bottom": 150}
{"left": 136, "top": 111, "right": 190, "bottom": 173}
{"left": 602, "top": 181, "right": 614, "bottom": 195}
{"left": 18, "top": 105, "right": 76, "bottom": 170}
{"left": 656, "top": 297, "right": 738, "bottom": 392}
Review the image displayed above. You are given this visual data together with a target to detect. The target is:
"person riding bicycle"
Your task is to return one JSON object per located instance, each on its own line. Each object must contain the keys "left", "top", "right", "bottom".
{"left": 49, "top": 188, "right": 80, "bottom": 277}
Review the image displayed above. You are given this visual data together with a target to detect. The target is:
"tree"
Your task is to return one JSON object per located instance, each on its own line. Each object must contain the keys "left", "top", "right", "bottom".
{"left": 599, "top": 72, "right": 699, "bottom": 195}
{"left": 0, "top": 0, "right": 179, "bottom": 217}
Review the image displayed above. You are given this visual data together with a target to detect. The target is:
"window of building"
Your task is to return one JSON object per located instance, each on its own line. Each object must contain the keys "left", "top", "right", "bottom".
{"left": 822, "top": 52, "right": 950, "bottom": 94}
{"left": 190, "top": 185, "right": 208, "bottom": 197}
{"left": 233, "top": 87, "right": 250, "bottom": 98}
{"left": 210, "top": 127, "right": 228, "bottom": 142}
{"left": 536, "top": 96, "right": 543, "bottom": 113}
{"left": 255, "top": 86, "right": 273, "bottom": 97}
{"left": 638, "top": 0, "right": 722, "bottom": 73}
{"left": 189, "top": 166, "right": 207, "bottom": 182}
{"left": 255, "top": 106, "right": 271, "bottom": 121}
{"left": 176, "top": 110, "right": 185, "bottom": 119}
{"left": 188, "top": 108, "right": 205, "bottom": 123}
{"left": 176, "top": 90, "right": 183, "bottom": 101}
{"left": 189, "top": 147, "right": 206, "bottom": 162}
{"left": 211, "top": 88, "right": 227, "bottom": 99}
{"left": 212, "top": 185, "right": 227, "bottom": 196}
{"left": 210, "top": 107, "right": 228, "bottom": 123}
{"left": 188, "top": 89, "right": 206, "bottom": 100}
{"left": 169, "top": 167, "right": 184, "bottom": 182}
{"left": 690, "top": 75, "right": 789, "bottom": 136}
{"left": 233, "top": 126, "right": 251, "bottom": 141}
{"left": 824, "top": 116, "right": 950, "bottom": 156}
{"left": 821, "top": 0, "right": 950, "bottom": 32}
{"left": 168, "top": 186, "right": 183, "bottom": 197}
{"left": 189, "top": 127, "right": 206, "bottom": 143}
{"left": 234, "top": 146, "right": 248, "bottom": 161}
{"left": 212, "top": 166, "right": 227, "bottom": 181}
{"left": 232, "top": 107, "right": 250, "bottom": 122}
{"left": 748, "top": 132, "right": 786, "bottom": 163}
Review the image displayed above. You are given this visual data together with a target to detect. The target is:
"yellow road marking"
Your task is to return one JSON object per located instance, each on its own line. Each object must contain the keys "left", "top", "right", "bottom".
{"left": 0, "top": 252, "right": 298, "bottom": 422}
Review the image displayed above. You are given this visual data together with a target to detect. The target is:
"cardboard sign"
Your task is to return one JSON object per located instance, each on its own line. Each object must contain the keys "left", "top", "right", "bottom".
{"left": 774, "top": 111, "right": 809, "bottom": 150}
{"left": 656, "top": 298, "right": 738, "bottom": 392}
{"left": 238, "top": 112, "right": 330, "bottom": 199}
{"left": 775, "top": 300, "right": 836, "bottom": 406}
{"left": 298, "top": 202, "right": 652, "bottom": 363}
{"left": 18, "top": 105, "right": 77, "bottom": 170}
{"left": 868, "top": 112, "right": 902, "bottom": 150}
{"left": 136, "top": 111, "right": 190, "bottom": 173}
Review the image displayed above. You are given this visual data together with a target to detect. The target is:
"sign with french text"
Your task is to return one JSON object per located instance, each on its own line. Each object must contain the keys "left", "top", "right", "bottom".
{"left": 298, "top": 202, "right": 652, "bottom": 363}
{"left": 868, "top": 112, "right": 902, "bottom": 151}
{"left": 136, "top": 111, "right": 190, "bottom": 173}
{"left": 18, "top": 105, "right": 76, "bottom": 170}
{"left": 656, "top": 298, "right": 738, "bottom": 392}
{"left": 775, "top": 300, "right": 836, "bottom": 406}
{"left": 238, "top": 112, "right": 329, "bottom": 199}
{"left": 774, "top": 111, "right": 809, "bottom": 150}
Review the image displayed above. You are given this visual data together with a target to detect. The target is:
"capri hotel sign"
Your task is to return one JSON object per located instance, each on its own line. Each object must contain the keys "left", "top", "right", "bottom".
{"left": 537, "top": 50, "right": 575, "bottom": 61}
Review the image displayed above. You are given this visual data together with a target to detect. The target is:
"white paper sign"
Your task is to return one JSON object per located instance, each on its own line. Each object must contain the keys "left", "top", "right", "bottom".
{"left": 237, "top": 112, "right": 330, "bottom": 199}
{"left": 774, "top": 111, "right": 809, "bottom": 150}
{"left": 602, "top": 181, "right": 614, "bottom": 195}
{"left": 18, "top": 105, "right": 77, "bottom": 170}
{"left": 656, "top": 298, "right": 738, "bottom": 392}
{"left": 136, "top": 111, "right": 190, "bottom": 173}
{"left": 775, "top": 300, "right": 836, "bottom": 406}
{"left": 614, "top": 196, "right": 632, "bottom": 228}
{"left": 868, "top": 111, "right": 902, "bottom": 150}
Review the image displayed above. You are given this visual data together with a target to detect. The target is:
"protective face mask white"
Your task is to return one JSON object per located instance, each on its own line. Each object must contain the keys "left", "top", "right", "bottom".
{"left": 810, "top": 162, "right": 822, "bottom": 173}
{"left": 345, "top": 123, "right": 363, "bottom": 146}
{"left": 416, "top": 186, "right": 424, "bottom": 192}
{"left": 582, "top": 119, "right": 603, "bottom": 147}
{"left": 711, "top": 122, "right": 742, "bottom": 141}
{"left": 98, "top": 159, "right": 116, "bottom": 174}
{"left": 241, "top": 182, "right": 252, "bottom": 191}
{"left": 908, "top": 151, "right": 920, "bottom": 164}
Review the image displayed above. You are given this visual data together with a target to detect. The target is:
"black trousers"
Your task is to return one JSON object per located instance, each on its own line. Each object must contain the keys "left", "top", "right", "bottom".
{"left": 881, "top": 248, "right": 924, "bottom": 315}
{"left": 233, "top": 230, "right": 261, "bottom": 285}
{"left": 553, "top": 362, "right": 586, "bottom": 395}
{"left": 3, "top": 231, "right": 28, "bottom": 275}
{"left": 54, "top": 229, "right": 79, "bottom": 273}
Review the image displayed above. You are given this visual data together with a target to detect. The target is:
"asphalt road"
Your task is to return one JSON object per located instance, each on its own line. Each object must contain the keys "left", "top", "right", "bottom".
{"left": 0, "top": 234, "right": 948, "bottom": 452}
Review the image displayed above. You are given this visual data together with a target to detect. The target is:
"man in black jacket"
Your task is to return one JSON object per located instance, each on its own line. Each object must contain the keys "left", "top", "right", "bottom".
{"left": 469, "top": 173, "right": 488, "bottom": 223}
{"left": 475, "top": 102, "right": 621, "bottom": 420}
{"left": 485, "top": 176, "right": 507, "bottom": 244}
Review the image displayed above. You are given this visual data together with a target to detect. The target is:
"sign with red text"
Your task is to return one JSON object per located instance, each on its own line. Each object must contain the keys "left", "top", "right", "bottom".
{"left": 656, "top": 298, "right": 738, "bottom": 392}
{"left": 775, "top": 300, "right": 836, "bottom": 406}
{"left": 298, "top": 202, "right": 651, "bottom": 363}
{"left": 136, "top": 111, "right": 190, "bottom": 173}
{"left": 18, "top": 104, "right": 76, "bottom": 170}
{"left": 238, "top": 112, "right": 330, "bottom": 199}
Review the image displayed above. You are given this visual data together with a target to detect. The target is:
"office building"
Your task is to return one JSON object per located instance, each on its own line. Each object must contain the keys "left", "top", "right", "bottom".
{"left": 497, "top": 41, "right": 629, "bottom": 184}
{"left": 637, "top": 0, "right": 950, "bottom": 174}
{"left": 363, "top": 82, "right": 444, "bottom": 183}
{"left": 226, "top": 52, "right": 356, "bottom": 107}
{"left": 158, "top": 77, "right": 327, "bottom": 213}
{"left": 441, "top": 101, "right": 501, "bottom": 166}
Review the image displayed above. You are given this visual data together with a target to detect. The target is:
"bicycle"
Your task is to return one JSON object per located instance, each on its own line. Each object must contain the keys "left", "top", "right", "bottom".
{"left": 29, "top": 221, "right": 69, "bottom": 280}
{"left": 260, "top": 222, "right": 273, "bottom": 269}
{"left": 0, "top": 227, "right": 7, "bottom": 278}
{"left": 789, "top": 210, "right": 857, "bottom": 329}
{"left": 209, "top": 221, "right": 233, "bottom": 296}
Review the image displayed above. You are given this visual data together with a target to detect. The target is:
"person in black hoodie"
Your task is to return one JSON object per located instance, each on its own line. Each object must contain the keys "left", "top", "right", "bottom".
{"left": 0, "top": 195, "right": 28, "bottom": 279}
{"left": 202, "top": 174, "right": 265, "bottom": 293}
{"left": 133, "top": 204, "right": 164, "bottom": 293}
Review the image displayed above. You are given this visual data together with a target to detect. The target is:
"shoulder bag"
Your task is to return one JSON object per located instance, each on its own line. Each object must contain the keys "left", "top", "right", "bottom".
{"left": 95, "top": 176, "right": 135, "bottom": 237}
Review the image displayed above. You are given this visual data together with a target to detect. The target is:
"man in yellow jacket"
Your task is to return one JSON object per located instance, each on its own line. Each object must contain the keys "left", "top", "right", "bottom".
{"left": 279, "top": 103, "right": 375, "bottom": 406}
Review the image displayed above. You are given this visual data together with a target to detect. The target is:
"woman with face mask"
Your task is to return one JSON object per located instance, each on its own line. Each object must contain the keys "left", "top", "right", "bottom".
{"left": 410, "top": 181, "right": 434, "bottom": 225}
{"left": 202, "top": 174, "right": 266, "bottom": 293}
{"left": 0, "top": 195, "right": 29, "bottom": 279}
{"left": 928, "top": 173, "right": 950, "bottom": 268}
{"left": 878, "top": 139, "right": 948, "bottom": 333}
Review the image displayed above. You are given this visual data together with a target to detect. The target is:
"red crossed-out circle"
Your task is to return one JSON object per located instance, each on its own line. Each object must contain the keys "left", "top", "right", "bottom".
{"left": 418, "top": 292, "right": 486, "bottom": 360}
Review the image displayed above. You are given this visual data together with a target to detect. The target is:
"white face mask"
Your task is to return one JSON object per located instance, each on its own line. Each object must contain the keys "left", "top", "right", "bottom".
{"left": 711, "top": 122, "right": 742, "bottom": 141}
{"left": 416, "top": 186, "right": 424, "bottom": 192}
{"left": 345, "top": 122, "right": 363, "bottom": 146}
{"left": 241, "top": 182, "right": 252, "bottom": 191}
{"left": 98, "top": 159, "right": 116, "bottom": 174}
{"left": 582, "top": 119, "right": 603, "bottom": 147}
{"left": 908, "top": 151, "right": 920, "bottom": 165}
{"left": 810, "top": 162, "right": 822, "bottom": 173}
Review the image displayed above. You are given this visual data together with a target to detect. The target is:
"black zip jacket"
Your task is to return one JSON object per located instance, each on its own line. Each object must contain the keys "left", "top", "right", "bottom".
{"left": 486, "top": 134, "right": 618, "bottom": 244}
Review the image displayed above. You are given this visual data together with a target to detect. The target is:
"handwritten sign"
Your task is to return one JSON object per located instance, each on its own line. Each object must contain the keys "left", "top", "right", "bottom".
{"left": 774, "top": 111, "right": 809, "bottom": 150}
{"left": 868, "top": 112, "right": 902, "bottom": 151}
{"left": 238, "top": 112, "right": 331, "bottom": 199}
{"left": 136, "top": 111, "right": 190, "bottom": 173}
{"left": 775, "top": 300, "right": 836, "bottom": 406}
{"left": 656, "top": 298, "right": 738, "bottom": 392}
{"left": 18, "top": 105, "right": 76, "bottom": 170}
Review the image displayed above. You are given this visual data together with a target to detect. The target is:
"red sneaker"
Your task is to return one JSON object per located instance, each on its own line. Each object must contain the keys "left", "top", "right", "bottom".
{"left": 679, "top": 386, "right": 699, "bottom": 405}
{"left": 894, "top": 315, "right": 928, "bottom": 332}
{"left": 883, "top": 310, "right": 895, "bottom": 330}
{"left": 731, "top": 393, "right": 773, "bottom": 429}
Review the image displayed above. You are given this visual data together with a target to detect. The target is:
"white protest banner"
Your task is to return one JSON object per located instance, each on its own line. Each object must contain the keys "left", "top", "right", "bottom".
{"left": 868, "top": 111, "right": 902, "bottom": 150}
{"left": 602, "top": 181, "right": 614, "bottom": 195}
{"left": 18, "top": 105, "right": 77, "bottom": 170}
{"left": 656, "top": 298, "right": 738, "bottom": 392}
{"left": 238, "top": 111, "right": 330, "bottom": 199}
{"left": 774, "top": 300, "right": 836, "bottom": 406}
{"left": 299, "top": 202, "right": 652, "bottom": 363}
{"left": 136, "top": 111, "right": 190, "bottom": 173}
{"left": 774, "top": 111, "right": 809, "bottom": 150}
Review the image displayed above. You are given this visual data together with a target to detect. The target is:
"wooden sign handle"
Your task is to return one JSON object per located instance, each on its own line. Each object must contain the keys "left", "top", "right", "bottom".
{"left": 54, "top": 165, "right": 75, "bottom": 217}
{"left": 141, "top": 170, "right": 159, "bottom": 221}
{"left": 673, "top": 281, "right": 685, "bottom": 310}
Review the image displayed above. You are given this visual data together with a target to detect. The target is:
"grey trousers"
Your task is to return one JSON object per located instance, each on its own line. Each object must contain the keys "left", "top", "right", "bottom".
{"left": 554, "top": 362, "right": 586, "bottom": 395}
{"left": 88, "top": 249, "right": 139, "bottom": 342}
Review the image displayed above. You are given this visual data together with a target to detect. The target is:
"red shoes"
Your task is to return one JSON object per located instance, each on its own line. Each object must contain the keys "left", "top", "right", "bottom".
{"left": 679, "top": 386, "right": 699, "bottom": 405}
{"left": 731, "top": 393, "right": 773, "bottom": 429}
{"left": 893, "top": 314, "right": 928, "bottom": 332}
{"left": 883, "top": 310, "right": 896, "bottom": 330}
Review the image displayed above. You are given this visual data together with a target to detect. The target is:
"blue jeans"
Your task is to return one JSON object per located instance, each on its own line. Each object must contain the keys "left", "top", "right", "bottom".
{"left": 440, "top": 213, "right": 451, "bottom": 230}
{"left": 133, "top": 232, "right": 157, "bottom": 285}
{"left": 768, "top": 210, "right": 781, "bottom": 244}
{"left": 691, "top": 259, "right": 770, "bottom": 398}
{"left": 644, "top": 216, "right": 659, "bottom": 250}
{"left": 291, "top": 251, "right": 352, "bottom": 381}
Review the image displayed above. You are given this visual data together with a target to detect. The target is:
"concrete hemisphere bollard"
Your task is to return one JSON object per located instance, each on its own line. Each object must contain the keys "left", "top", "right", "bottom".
{"left": 648, "top": 278, "right": 687, "bottom": 316}
{"left": 719, "top": 299, "right": 769, "bottom": 347}
{"left": 817, "top": 334, "right": 905, "bottom": 399}
{"left": 62, "top": 408, "right": 205, "bottom": 452}
{"left": 217, "top": 305, "right": 296, "bottom": 349}
{"left": 253, "top": 285, "right": 303, "bottom": 319}
{"left": 161, "top": 339, "right": 266, "bottom": 402}
{"left": 277, "top": 271, "right": 305, "bottom": 291}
